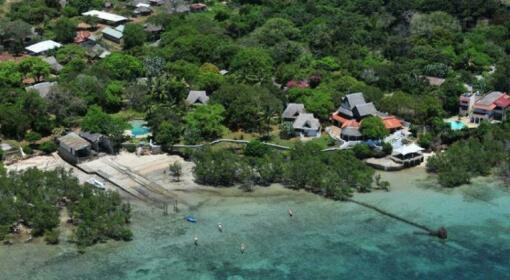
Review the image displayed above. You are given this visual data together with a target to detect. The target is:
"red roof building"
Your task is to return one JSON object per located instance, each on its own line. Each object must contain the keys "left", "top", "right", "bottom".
{"left": 381, "top": 116, "right": 403, "bottom": 130}
{"left": 287, "top": 80, "right": 310, "bottom": 89}
{"left": 74, "top": 31, "right": 91, "bottom": 44}
{"left": 471, "top": 91, "right": 510, "bottom": 123}
{"left": 495, "top": 94, "right": 510, "bottom": 109}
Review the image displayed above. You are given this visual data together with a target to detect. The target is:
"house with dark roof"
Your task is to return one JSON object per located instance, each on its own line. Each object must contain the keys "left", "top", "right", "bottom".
{"left": 470, "top": 91, "right": 510, "bottom": 123}
{"left": 58, "top": 132, "right": 92, "bottom": 164}
{"left": 42, "top": 56, "right": 63, "bottom": 73}
{"left": 149, "top": 0, "right": 165, "bottom": 5}
{"left": 292, "top": 113, "right": 321, "bottom": 138}
{"left": 134, "top": 5, "right": 152, "bottom": 16}
{"left": 79, "top": 131, "right": 114, "bottom": 154}
{"left": 330, "top": 92, "right": 403, "bottom": 141}
{"left": 282, "top": 103, "right": 305, "bottom": 121}
{"left": 185, "top": 90, "right": 209, "bottom": 105}
{"left": 144, "top": 23, "right": 164, "bottom": 39}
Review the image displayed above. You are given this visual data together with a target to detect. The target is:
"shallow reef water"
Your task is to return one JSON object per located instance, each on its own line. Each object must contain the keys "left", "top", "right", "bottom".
{"left": 0, "top": 168, "right": 509, "bottom": 280}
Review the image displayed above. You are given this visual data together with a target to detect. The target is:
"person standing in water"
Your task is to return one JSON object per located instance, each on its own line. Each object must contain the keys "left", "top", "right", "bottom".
{"left": 217, "top": 223, "right": 223, "bottom": 232}
{"left": 193, "top": 236, "right": 198, "bottom": 246}
{"left": 240, "top": 243, "right": 246, "bottom": 254}
{"left": 288, "top": 208, "right": 293, "bottom": 217}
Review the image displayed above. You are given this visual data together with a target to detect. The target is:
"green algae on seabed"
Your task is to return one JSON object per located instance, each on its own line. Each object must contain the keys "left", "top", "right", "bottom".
{"left": 1, "top": 168, "right": 510, "bottom": 280}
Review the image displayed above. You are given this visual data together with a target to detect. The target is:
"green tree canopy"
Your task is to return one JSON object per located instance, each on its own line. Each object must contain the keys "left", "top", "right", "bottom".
{"left": 184, "top": 104, "right": 226, "bottom": 143}
{"left": 0, "top": 62, "right": 22, "bottom": 88}
{"left": 230, "top": 48, "right": 273, "bottom": 83}
{"left": 360, "top": 116, "right": 389, "bottom": 139}
{"left": 18, "top": 57, "right": 51, "bottom": 83}
{"left": 54, "top": 17, "right": 76, "bottom": 43}
{"left": 81, "top": 105, "right": 128, "bottom": 146}
{"left": 123, "top": 23, "right": 147, "bottom": 49}
{"left": 99, "top": 53, "right": 142, "bottom": 80}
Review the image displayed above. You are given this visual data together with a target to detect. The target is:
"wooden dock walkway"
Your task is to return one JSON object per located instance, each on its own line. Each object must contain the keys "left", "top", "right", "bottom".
{"left": 347, "top": 198, "right": 447, "bottom": 239}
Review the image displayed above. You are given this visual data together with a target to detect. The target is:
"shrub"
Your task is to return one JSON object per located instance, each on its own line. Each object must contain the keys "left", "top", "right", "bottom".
{"left": 352, "top": 144, "right": 373, "bottom": 159}
{"left": 25, "top": 131, "right": 42, "bottom": 142}
{"left": 418, "top": 133, "right": 433, "bottom": 150}
{"left": 279, "top": 122, "right": 294, "bottom": 139}
{"left": 44, "top": 229, "right": 60, "bottom": 245}
{"left": 39, "top": 141, "right": 58, "bottom": 154}
{"left": 169, "top": 161, "right": 183, "bottom": 181}
{"left": 22, "top": 145, "right": 33, "bottom": 155}
{"left": 382, "top": 142, "right": 393, "bottom": 155}
{"left": 125, "top": 144, "right": 136, "bottom": 153}
{"left": 244, "top": 140, "right": 270, "bottom": 157}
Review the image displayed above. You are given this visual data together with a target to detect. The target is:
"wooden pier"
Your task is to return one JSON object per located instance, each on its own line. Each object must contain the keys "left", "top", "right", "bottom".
{"left": 347, "top": 198, "right": 447, "bottom": 239}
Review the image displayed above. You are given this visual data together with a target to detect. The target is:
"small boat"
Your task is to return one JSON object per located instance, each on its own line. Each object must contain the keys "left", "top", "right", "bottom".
{"left": 185, "top": 216, "right": 197, "bottom": 223}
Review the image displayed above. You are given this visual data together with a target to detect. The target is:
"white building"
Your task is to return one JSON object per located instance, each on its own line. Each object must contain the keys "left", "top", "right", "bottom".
{"left": 25, "top": 40, "right": 62, "bottom": 55}
{"left": 82, "top": 10, "right": 128, "bottom": 24}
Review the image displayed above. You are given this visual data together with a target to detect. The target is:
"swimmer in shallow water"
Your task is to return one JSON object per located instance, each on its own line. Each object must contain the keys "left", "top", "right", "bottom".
{"left": 288, "top": 208, "right": 293, "bottom": 217}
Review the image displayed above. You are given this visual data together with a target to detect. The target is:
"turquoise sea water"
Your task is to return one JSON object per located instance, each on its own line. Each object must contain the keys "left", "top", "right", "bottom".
{"left": 1, "top": 168, "right": 509, "bottom": 279}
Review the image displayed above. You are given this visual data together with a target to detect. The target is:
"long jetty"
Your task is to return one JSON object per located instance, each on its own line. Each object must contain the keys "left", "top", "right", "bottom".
{"left": 347, "top": 198, "right": 447, "bottom": 239}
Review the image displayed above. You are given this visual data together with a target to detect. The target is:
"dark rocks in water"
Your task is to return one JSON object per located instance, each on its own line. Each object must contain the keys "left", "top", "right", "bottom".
{"left": 3, "top": 240, "right": 13, "bottom": 245}
{"left": 431, "top": 227, "right": 448, "bottom": 240}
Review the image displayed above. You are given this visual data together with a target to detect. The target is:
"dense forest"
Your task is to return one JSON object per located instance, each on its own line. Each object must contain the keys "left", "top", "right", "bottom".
{"left": 1, "top": 1, "right": 510, "bottom": 191}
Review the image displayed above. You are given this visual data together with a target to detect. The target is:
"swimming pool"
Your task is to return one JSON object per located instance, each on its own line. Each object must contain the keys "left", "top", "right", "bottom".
{"left": 449, "top": 121, "right": 466, "bottom": 130}
{"left": 129, "top": 120, "right": 151, "bottom": 137}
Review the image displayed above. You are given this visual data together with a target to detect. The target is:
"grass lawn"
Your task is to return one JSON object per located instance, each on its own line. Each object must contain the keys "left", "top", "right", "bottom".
{"left": 111, "top": 109, "right": 146, "bottom": 121}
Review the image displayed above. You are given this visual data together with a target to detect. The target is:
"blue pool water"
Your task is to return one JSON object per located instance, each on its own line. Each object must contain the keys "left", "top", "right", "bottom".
{"left": 130, "top": 120, "right": 150, "bottom": 136}
{"left": 449, "top": 121, "right": 466, "bottom": 130}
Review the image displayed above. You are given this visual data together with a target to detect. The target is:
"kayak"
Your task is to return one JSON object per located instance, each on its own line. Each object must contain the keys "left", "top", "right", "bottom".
{"left": 185, "top": 216, "right": 197, "bottom": 223}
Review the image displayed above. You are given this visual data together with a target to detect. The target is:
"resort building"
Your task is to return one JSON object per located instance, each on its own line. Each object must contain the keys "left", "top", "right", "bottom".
{"left": 149, "top": 0, "right": 165, "bottom": 5}
{"left": 74, "top": 31, "right": 92, "bottom": 44}
{"left": 25, "top": 40, "right": 62, "bottom": 55}
{"left": 470, "top": 91, "right": 510, "bottom": 123}
{"left": 102, "top": 26, "right": 123, "bottom": 43}
{"left": 79, "top": 132, "right": 114, "bottom": 154}
{"left": 282, "top": 103, "right": 305, "bottom": 121}
{"left": 25, "top": 81, "right": 57, "bottom": 98}
{"left": 459, "top": 92, "right": 479, "bottom": 116}
{"left": 190, "top": 3, "right": 208, "bottom": 12}
{"left": 134, "top": 6, "right": 153, "bottom": 16}
{"left": 390, "top": 143, "right": 424, "bottom": 167}
{"left": 145, "top": 23, "right": 164, "bottom": 39}
{"left": 423, "top": 76, "right": 446, "bottom": 87}
{"left": 42, "top": 56, "right": 63, "bottom": 73}
{"left": 330, "top": 92, "right": 403, "bottom": 141}
{"left": 58, "top": 133, "right": 92, "bottom": 164}
{"left": 185, "top": 90, "right": 209, "bottom": 105}
{"left": 82, "top": 10, "right": 129, "bottom": 25}
{"left": 292, "top": 113, "right": 321, "bottom": 138}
